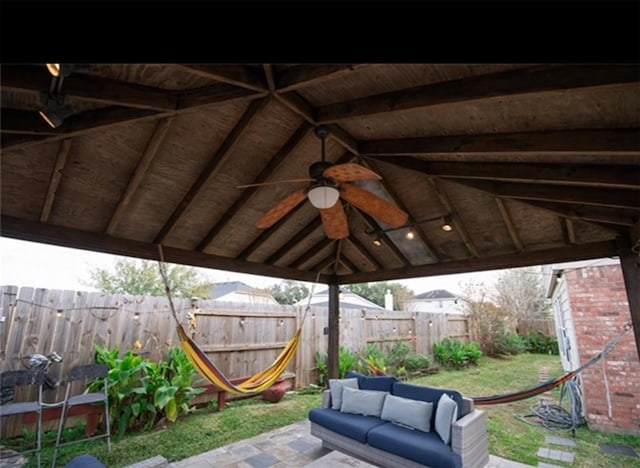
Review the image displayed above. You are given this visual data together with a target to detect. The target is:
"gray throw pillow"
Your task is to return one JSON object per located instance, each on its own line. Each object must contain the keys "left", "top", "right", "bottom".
{"left": 380, "top": 394, "right": 434, "bottom": 432}
{"left": 329, "top": 378, "right": 358, "bottom": 410}
{"left": 340, "top": 387, "right": 388, "bottom": 417}
{"left": 435, "top": 393, "right": 458, "bottom": 445}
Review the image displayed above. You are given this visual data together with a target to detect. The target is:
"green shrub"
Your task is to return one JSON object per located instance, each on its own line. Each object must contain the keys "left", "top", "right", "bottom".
{"left": 91, "top": 344, "right": 204, "bottom": 438}
{"left": 314, "top": 351, "right": 328, "bottom": 387}
{"left": 363, "top": 343, "right": 387, "bottom": 375}
{"left": 403, "top": 354, "right": 434, "bottom": 372}
{"left": 314, "top": 346, "right": 359, "bottom": 386}
{"left": 433, "top": 338, "right": 482, "bottom": 369}
{"left": 522, "top": 331, "right": 559, "bottom": 355}
{"left": 494, "top": 332, "right": 528, "bottom": 355}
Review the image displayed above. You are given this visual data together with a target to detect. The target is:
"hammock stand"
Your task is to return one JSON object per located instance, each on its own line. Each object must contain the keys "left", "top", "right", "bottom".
{"left": 157, "top": 245, "right": 316, "bottom": 396}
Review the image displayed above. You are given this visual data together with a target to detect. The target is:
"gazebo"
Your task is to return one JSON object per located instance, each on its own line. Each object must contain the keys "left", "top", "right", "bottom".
{"left": 1, "top": 63, "right": 638, "bottom": 377}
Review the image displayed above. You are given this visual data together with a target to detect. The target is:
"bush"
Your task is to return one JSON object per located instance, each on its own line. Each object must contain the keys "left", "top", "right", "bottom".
{"left": 433, "top": 338, "right": 482, "bottom": 369}
{"left": 404, "top": 354, "right": 434, "bottom": 372}
{"left": 522, "top": 331, "right": 559, "bottom": 355}
{"left": 91, "top": 344, "right": 204, "bottom": 438}
{"left": 494, "top": 332, "right": 528, "bottom": 356}
{"left": 314, "top": 346, "right": 359, "bottom": 386}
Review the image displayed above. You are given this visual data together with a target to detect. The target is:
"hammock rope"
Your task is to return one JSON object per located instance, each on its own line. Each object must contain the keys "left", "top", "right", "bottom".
{"left": 157, "top": 244, "right": 318, "bottom": 396}
{"left": 362, "top": 321, "right": 633, "bottom": 406}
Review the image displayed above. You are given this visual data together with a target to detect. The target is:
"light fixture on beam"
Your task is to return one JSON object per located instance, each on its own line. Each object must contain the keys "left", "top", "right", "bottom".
{"left": 39, "top": 92, "right": 74, "bottom": 128}
{"left": 441, "top": 215, "right": 453, "bottom": 232}
{"left": 46, "top": 63, "right": 90, "bottom": 77}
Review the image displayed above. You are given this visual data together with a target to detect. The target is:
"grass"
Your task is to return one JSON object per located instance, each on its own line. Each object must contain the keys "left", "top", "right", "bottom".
{"left": 5, "top": 354, "right": 639, "bottom": 467}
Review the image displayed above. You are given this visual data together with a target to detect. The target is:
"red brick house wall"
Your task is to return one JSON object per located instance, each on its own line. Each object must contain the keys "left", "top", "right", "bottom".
{"left": 564, "top": 264, "right": 640, "bottom": 435}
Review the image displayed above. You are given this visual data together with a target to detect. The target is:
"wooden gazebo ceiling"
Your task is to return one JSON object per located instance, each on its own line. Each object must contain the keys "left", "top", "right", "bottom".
{"left": 1, "top": 64, "right": 639, "bottom": 285}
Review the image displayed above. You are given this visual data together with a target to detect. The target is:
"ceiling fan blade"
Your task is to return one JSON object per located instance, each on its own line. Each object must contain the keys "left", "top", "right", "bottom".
{"left": 320, "top": 202, "right": 349, "bottom": 239}
{"left": 255, "top": 189, "right": 307, "bottom": 228}
{"left": 324, "top": 163, "right": 382, "bottom": 183}
{"left": 238, "top": 178, "right": 314, "bottom": 189}
{"left": 340, "top": 183, "right": 409, "bottom": 228}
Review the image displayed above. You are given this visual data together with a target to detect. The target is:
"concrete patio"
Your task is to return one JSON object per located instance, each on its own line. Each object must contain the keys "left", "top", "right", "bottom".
{"left": 153, "top": 420, "right": 532, "bottom": 468}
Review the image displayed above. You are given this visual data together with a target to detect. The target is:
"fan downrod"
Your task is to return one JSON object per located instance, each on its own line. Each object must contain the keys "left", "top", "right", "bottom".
{"left": 315, "top": 125, "right": 329, "bottom": 140}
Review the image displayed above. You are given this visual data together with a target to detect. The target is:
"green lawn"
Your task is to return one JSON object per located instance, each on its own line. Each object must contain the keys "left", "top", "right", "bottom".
{"left": 6, "top": 353, "right": 640, "bottom": 467}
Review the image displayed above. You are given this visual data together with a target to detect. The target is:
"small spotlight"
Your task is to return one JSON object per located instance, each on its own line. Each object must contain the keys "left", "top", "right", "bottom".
{"left": 39, "top": 93, "right": 74, "bottom": 128}
{"left": 47, "top": 63, "right": 62, "bottom": 77}
{"left": 372, "top": 238, "right": 382, "bottom": 247}
{"left": 46, "top": 63, "right": 88, "bottom": 77}
{"left": 405, "top": 230, "right": 415, "bottom": 240}
{"left": 441, "top": 215, "right": 453, "bottom": 232}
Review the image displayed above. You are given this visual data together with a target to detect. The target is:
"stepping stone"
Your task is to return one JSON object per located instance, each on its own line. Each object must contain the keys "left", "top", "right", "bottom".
{"left": 599, "top": 444, "right": 638, "bottom": 458}
{"left": 546, "top": 435, "right": 577, "bottom": 448}
{"left": 538, "top": 463, "right": 563, "bottom": 468}
{"left": 537, "top": 447, "right": 575, "bottom": 464}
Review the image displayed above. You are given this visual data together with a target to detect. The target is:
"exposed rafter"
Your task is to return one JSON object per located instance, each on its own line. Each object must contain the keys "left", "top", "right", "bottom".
{"left": 40, "top": 139, "right": 72, "bottom": 222}
{"left": 177, "top": 65, "right": 268, "bottom": 92}
{"left": 275, "top": 65, "right": 366, "bottom": 92}
{"left": 495, "top": 198, "right": 524, "bottom": 252}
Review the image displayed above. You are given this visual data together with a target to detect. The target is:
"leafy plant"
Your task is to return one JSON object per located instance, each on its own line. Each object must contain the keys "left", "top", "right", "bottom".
{"left": 404, "top": 354, "right": 434, "bottom": 373}
{"left": 522, "top": 331, "right": 559, "bottom": 355}
{"left": 364, "top": 343, "right": 387, "bottom": 375}
{"left": 314, "top": 351, "right": 328, "bottom": 387}
{"left": 90, "top": 344, "right": 203, "bottom": 438}
{"left": 313, "top": 346, "right": 359, "bottom": 386}
{"left": 433, "top": 338, "right": 482, "bottom": 369}
{"left": 494, "top": 332, "right": 528, "bottom": 356}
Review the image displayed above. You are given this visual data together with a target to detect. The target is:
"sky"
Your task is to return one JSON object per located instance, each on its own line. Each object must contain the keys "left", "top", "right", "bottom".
{"left": 0, "top": 237, "right": 501, "bottom": 296}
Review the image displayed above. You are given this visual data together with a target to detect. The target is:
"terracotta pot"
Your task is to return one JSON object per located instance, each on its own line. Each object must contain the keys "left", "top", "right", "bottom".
{"left": 262, "top": 381, "right": 287, "bottom": 403}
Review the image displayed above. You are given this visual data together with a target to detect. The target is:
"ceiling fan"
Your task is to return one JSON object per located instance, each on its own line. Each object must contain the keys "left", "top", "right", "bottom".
{"left": 239, "top": 126, "right": 409, "bottom": 239}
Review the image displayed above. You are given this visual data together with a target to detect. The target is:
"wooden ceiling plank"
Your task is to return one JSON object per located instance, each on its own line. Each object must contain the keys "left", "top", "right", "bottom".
{"left": 40, "top": 138, "right": 72, "bottom": 223}
{"left": 338, "top": 254, "right": 359, "bottom": 274}
{"left": 177, "top": 65, "right": 268, "bottom": 92}
{"left": 289, "top": 239, "right": 335, "bottom": 269}
{"left": 495, "top": 198, "right": 524, "bottom": 252}
{"left": 340, "top": 240, "right": 618, "bottom": 284}
{"left": 275, "top": 65, "right": 366, "bottom": 92}
{"left": 317, "top": 65, "right": 639, "bottom": 123}
{"left": 265, "top": 218, "right": 323, "bottom": 265}
{"left": 346, "top": 235, "right": 383, "bottom": 270}
{"left": 361, "top": 129, "right": 640, "bottom": 156}
{"left": 274, "top": 92, "right": 316, "bottom": 124}
{"left": 428, "top": 179, "right": 480, "bottom": 258}
{"left": 196, "top": 122, "right": 313, "bottom": 251}
{"left": 0, "top": 215, "right": 329, "bottom": 284}
{"left": 177, "top": 85, "right": 265, "bottom": 110}
{"left": 367, "top": 155, "right": 640, "bottom": 190}
{"left": 456, "top": 180, "right": 640, "bottom": 210}
{"left": 310, "top": 255, "right": 336, "bottom": 274}
{"left": 565, "top": 219, "right": 577, "bottom": 244}
{"left": 522, "top": 201, "right": 638, "bottom": 226}
{"left": 2, "top": 65, "right": 177, "bottom": 111}
{"left": 327, "top": 124, "right": 359, "bottom": 156}
{"left": 334, "top": 239, "right": 345, "bottom": 274}
{"left": 153, "top": 97, "right": 270, "bottom": 244}
{"left": 357, "top": 211, "right": 412, "bottom": 267}
{"left": 106, "top": 117, "right": 175, "bottom": 235}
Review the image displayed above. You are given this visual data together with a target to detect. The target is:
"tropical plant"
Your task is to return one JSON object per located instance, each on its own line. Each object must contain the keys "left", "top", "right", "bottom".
{"left": 522, "top": 330, "right": 559, "bottom": 355}
{"left": 433, "top": 338, "right": 482, "bottom": 369}
{"left": 313, "top": 346, "right": 359, "bottom": 386}
{"left": 494, "top": 332, "right": 528, "bottom": 356}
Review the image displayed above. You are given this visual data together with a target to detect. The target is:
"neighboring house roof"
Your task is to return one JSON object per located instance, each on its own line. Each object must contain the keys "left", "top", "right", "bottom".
{"left": 294, "top": 288, "right": 384, "bottom": 310}
{"left": 412, "top": 289, "right": 458, "bottom": 300}
{"left": 209, "top": 281, "right": 276, "bottom": 302}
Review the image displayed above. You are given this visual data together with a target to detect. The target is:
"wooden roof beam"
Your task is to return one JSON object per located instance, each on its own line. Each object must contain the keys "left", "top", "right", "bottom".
{"left": 106, "top": 117, "right": 174, "bottom": 235}
{"left": 40, "top": 139, "right": 72, "bottom": 223}
{"left": 289, "top": 238, "right": 335, "bottom": 269}
{"left": 196, "top": 122, "right": 313, "bottom": 251}
{"left": 265, "top": 218, "right": 324, "bottom": 265}
{"left": 516, "top": 200, "right": 638, "bottom": 227}
{"left": 362, "top": 128, "right": 640, "bottom": 157}
{"left": 177, "top": 65, "right": 268, "bottom": 92}
{"left": 153, "top": 97, "right": 270, "bottom": 244}
{"left": 316, "top": 65, "right": 639, "bottom": 123}
{"left": 275, "top": 65, "right": 366, "bottom": 92}
{"left": 346, "top": 235, "right": 384, "bottom": 270}
{"left": 495, "top": 198, "right": 524, "bottom": 252}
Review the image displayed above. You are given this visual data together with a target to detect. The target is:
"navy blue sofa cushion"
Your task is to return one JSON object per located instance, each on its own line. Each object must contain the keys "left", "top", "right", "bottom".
{"left": 346, "top": 371, "right": 398, "bottom": 392}
{"left": 309, "top": 408, "right": 387, "bottom": 443}
{"left": 392, "top": 382, "right": 464, "bottom": 425}
{"left": 368, "top": 422, "right": 462, "bottom": 468}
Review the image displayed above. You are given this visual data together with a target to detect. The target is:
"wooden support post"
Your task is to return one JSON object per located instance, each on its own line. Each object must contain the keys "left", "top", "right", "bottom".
{"left": 328, "top": 281, "right": 340, "bottom": 380}
{"left": 617, "top": 236, "right": 640, "bottom": 360}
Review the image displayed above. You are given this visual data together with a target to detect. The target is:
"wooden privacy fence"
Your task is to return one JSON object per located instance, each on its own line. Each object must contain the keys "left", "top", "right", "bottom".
{"left": 1, "top": 285, "right": 468, "bottom": 435}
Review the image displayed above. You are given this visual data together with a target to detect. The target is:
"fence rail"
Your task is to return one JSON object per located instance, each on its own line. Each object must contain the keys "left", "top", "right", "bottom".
{"left": 1, "top": 285, "right": 468, "bottom": 438}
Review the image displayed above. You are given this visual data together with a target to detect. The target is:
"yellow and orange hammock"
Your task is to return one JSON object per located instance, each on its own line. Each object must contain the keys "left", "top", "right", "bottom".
{"left": 176, "top": 324, "right": 302, "bottom": 395}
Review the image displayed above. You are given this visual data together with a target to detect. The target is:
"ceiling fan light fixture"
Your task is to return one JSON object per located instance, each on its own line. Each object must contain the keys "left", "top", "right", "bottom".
{"left": 307, "top": 183, "right": 340, "bottom": 209}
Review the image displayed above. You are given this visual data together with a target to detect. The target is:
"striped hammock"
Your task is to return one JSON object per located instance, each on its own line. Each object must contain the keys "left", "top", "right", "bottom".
{"left": 177, "top": 324, "right": 301, "bottom": 395}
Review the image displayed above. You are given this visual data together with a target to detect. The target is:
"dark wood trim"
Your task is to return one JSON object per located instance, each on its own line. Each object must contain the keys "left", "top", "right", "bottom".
{"left": 617, "top": 236, "right": 640, "bottom": 360}
{"left": 197, "top": 122, "right": 313, "bottom": 251}
{"left": 289, "top": 239, "right": 335, "bottom": 269}
{"left": 565, "top": 219, "right": 577, "bottom": 244}
{"left": 2, "top": 65, "right": 177, "bottom": 111}
{"left": 263, "top": 65, "right": 276, "bottom": 92}
{"left": 455, "top": 180, "right": 640, "bottom": 210}
{"left": 0, "top": 216, "right": 330, "bottom": 284}
{"left": 154, "top": 97, "right": 270, "bottom": 244}
{"left": 40, "top": 139, "right": 72, "bottom": 222}
{"left": 367, "top": 155, "right": 640, "bottom": 190}
{"left": 106, "top": 117, "right": 174, "bottom": 235}
{"left": 274, "top": 92, "right": 315, "bottom": 124}
{"left": 317, "top": 65, "right": 639, "bottom": 123}
{"left": 339, "top": 240, "right": 618, "bottom": 284}
{"left": 338, "top": 254, "right": 359, "bottom": 274}
{"left": 358, "top": 211, "right": 412, "bottom": 267}
{"left": 326, "top": 124, "right": 359, "bottom": 156}
{"left": 361, "top": 129, "right": 640, "bottom": 156}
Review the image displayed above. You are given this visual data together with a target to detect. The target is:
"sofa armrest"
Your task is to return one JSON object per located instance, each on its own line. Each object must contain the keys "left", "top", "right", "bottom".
{"left": 451, "top": 409, "right": 489, "bottom": 468}
{"left": 321, "top": 389, "right": 331, "bottom": 408}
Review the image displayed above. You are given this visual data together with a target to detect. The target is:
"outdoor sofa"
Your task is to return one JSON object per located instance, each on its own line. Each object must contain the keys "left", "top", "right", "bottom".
{"left": 309, "top": 372, "right": 489, "bottom": 468}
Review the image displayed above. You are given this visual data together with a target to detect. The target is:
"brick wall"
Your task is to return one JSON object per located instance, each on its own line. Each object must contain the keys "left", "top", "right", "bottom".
{"left": 565, "top": 264, "right": 640, "bottom": 435}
